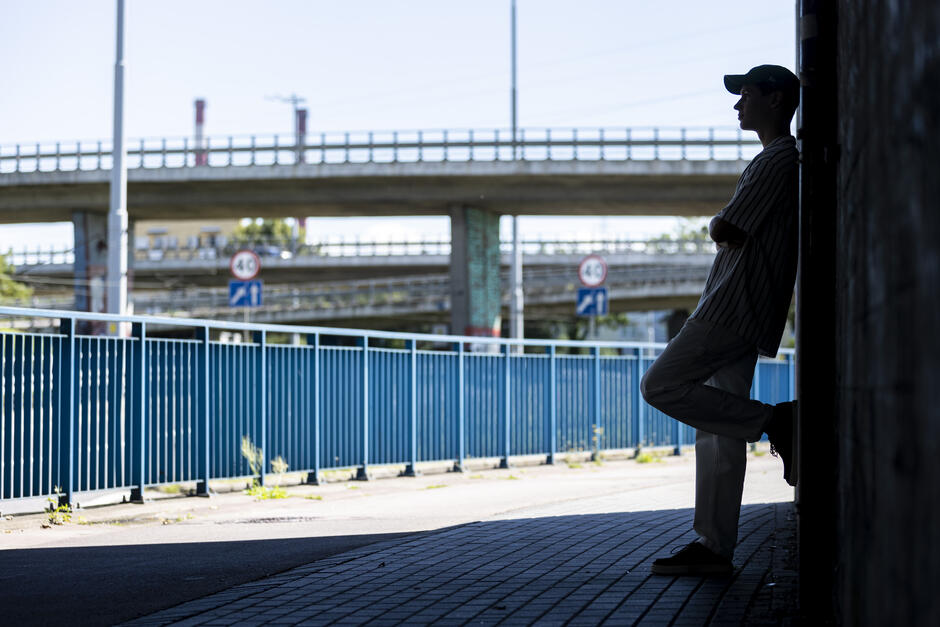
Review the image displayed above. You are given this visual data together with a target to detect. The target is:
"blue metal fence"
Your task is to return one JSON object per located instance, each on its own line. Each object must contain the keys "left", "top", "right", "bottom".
{"left": 0, "top": 307, "right": 794, "bottom": 505}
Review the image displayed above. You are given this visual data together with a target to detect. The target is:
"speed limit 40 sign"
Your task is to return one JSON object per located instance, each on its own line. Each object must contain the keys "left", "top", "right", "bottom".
{"left": 578, "top": 254, "right": 608, "bottom": 287}
{"left": 230, "top": 250, "right": 261, "bottom": 280}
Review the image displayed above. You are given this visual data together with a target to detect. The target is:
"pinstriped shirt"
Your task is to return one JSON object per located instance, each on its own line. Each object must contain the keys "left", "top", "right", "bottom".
{"left": 690, "top": 135, "right": 799, "bottom": 356}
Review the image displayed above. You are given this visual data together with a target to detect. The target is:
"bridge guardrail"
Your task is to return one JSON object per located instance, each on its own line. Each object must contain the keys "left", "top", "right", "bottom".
{"left": 0, "top": 126, "right": 761, "bottom": 175}
{"left": 0, "top": 306, "right": 793, "bottom": 508}
{"left": 7, "top": 238, "right": 716, "bottom": 270}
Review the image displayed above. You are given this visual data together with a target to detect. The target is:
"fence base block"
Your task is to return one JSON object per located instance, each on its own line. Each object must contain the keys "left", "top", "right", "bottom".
{"left": 128, "top": 487, "right": 145, "bottom": 504}
{"left": 195, "top": 481, "right": 211, "bottom": 497}
{"left": 499, "top": 458, "right": 511, "bottom": 469}
{"left": 450, "top": 461, "right": 466, "bottom": 473}
{"left": 401, "top": 464, "right": 421, "bottom": 477}
{"left": 304, "top": 471, "right": 321, "bottom": 485}
{"left": 355, "top": 466, "right": 372, "bottom": 481}
{"left": 546, "top": 453, "right": 556, "bottom": 465}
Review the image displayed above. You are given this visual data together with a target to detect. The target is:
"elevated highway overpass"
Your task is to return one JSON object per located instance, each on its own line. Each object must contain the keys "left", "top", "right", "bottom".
{"left": 0, "top": 127, "right": 757, "bottom": 220}
{"left": 10, "top": 237, "right": 717, "bottom": 287}
{"left": 20, "top": 263, "right": 709, "bottom": 331}
{"left": 0, "top": 126, "right": 743, "bottom": 335}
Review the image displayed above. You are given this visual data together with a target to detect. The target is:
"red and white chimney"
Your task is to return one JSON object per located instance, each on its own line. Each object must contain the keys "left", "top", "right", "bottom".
{"left": 295, "top": 108, "right": 307, "bottom": 164}
{"left": 194, "top": 98, "right": 207, "bottom": 165}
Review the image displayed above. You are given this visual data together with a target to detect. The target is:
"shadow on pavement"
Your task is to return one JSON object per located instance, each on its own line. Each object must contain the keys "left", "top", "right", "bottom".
{"left": 0, "top": 530, "right": 425, "bottom": 626}
{"left": 1, "top": 504, "right": 796, "bottom": 626}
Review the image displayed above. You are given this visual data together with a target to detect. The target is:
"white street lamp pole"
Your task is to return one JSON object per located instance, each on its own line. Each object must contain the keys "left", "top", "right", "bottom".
{"left": 107, "top": 0, "right": 128, "bottom": 322}
{"left": 509, "top": 0, "right": 524, "bottom": 345}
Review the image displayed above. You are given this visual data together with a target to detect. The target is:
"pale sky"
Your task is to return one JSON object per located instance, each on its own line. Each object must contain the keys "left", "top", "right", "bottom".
{"left": 0, "top": 0, "right": 796, "bottom": 251}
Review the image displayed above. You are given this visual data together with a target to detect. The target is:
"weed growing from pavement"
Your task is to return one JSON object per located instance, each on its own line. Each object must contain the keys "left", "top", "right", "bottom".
{"left": 469, "top": 474, "right": 484, "bottom": 479}
{"left": 305, "top": 495, "right": 323, "bottom": 501}
{"left": 45, "top": 487, "right": 71, "bottom": 526}
{"left": 424, "top": 484, "right": 447, "bottom": 490}
{"left": 240, "top": 437, "right": 290, "bottom": 500}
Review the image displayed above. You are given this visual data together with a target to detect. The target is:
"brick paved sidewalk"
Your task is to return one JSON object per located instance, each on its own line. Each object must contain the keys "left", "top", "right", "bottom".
{"left": 126, "top": 502, "right": 797, "bottom": 626}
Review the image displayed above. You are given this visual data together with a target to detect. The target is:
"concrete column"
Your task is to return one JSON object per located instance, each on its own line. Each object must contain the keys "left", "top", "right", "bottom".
{"left": 73, "top": 211, "right": 134, "bottom": 335}
{"left": 449, "top": 205, "right": 502, "bottom": 340}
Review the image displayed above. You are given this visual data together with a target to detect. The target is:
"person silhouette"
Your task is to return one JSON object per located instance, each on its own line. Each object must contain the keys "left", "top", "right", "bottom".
{"left": 641, "top": 65, "right": 800, "bottom": 576}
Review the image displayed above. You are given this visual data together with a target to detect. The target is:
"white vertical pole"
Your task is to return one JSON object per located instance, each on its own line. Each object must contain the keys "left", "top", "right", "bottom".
{"left": 509, "top": 0, "right": 524, "bottom": 346}
{"left": 107, "top": 0, "right": 128, "bottom": 322}
{"left": 510, "top": 0, "right": 517, "bottom": 160}
{"left": 511, "top": 216, "right": 524, "bottom": 344}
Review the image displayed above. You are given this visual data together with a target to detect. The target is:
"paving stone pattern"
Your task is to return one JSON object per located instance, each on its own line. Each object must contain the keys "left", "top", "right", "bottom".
{"left": 127, "top": 503, "right": 794, "bottom": 626}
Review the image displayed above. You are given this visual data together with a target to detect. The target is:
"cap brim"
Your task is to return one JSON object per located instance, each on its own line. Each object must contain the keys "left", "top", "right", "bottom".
{"left": 723, "top": 74, "right": 746, "bottom": 94}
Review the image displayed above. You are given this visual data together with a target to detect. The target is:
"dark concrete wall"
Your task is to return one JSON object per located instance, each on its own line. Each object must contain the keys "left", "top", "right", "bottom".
{"left": 835, "top": 1, "right": 940, "bottom": 623}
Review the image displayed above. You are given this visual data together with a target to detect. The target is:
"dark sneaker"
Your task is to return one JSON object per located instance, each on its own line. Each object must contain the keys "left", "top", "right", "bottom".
{"left": 650, "top": 541, "right": 734, "bottom": 576}
{"left": 767, "top": 400, "right": 797, "bottom": 486}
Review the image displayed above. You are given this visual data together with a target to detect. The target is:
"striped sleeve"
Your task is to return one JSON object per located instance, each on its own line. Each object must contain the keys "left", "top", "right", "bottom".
{"left": 719, "top": 148, "right": 796, "bottom": 235}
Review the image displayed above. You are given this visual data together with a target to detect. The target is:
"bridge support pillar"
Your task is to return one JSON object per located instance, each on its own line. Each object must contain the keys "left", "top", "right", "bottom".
{"left": 72, "top": 210, "right": 134, "bottom": 335}
{"left": 449, "top": 206, "right": 501, "bottom": 342}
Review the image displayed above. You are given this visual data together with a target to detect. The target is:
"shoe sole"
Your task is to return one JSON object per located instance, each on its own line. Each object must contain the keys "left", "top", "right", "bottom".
{"left": 650, "top": 564, "right": 734, "bottom": 576}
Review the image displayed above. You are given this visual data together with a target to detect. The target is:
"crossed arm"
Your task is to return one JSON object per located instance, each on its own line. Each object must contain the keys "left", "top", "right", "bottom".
{"left": 709, "top": 215, "right": 748, "bottom": 249}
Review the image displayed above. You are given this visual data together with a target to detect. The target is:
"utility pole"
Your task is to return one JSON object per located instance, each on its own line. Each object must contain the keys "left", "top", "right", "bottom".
{"left": 107, "top": 0, "right": 128, "bottom": 323}
{"left": 509, "top": 0, "right": 524, "bottom": 346}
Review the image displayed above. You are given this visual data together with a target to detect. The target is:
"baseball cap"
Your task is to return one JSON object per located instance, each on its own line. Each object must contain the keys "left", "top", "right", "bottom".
{"left": 723, "top": 65, "right": 799, "bottom": 95}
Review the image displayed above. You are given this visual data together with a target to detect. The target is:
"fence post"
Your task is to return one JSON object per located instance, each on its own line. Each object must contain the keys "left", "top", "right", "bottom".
{"left": 453, "top": 341, "right": 466, "bottom": 472}
{"left": 547, "top": 344, "right": 557, "bottom": 465}
{"left": 403, "top": 339, "right": 419, "bottom": 476}
{"left": 633, "top": 347, "right": 645, "bottom": 454}
{"left": 673, "top": 414, "right": 682, "bottom": 456}
{"left": 129, "top": 322, "right": 146, "bottom": 503}
{"left": 501, "top": 343, "right": 511, "bottom": 469}
{"left": 252, "top": 330, "right": 267, "bottom": 486}
{"left": 750, "top": 358, "right": 762, "bottom": 453}
{"left": 195, "top": 326, "right": 211, "bottom": 496}
{"left": 57, "top": 318, "right": 77, "bottom": 507}
{"left": 788, "top": 351, "right": 796, "bottom": 400}
{"left": 305, "top": 333, "right": 320, "bottom": 484}
{"left": 356, "top": 336, "right": 371, "bottom": 480}
{"left": 592, "top": 345, "right": 602, "bottom": 461}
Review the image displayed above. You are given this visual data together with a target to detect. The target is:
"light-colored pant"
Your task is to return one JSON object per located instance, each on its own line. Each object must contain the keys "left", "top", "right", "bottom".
{"left": 640, "top": 318, "right": 772, "bottom": 559}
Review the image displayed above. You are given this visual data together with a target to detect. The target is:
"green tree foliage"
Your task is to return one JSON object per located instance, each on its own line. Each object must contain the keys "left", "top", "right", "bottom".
{"left": 0, "top": 255, "right": 33, "bottom": 304}
{"left": 233, "top": 218, "right": 304, "bottom": 244}
{"left": 662, "top": 217, "right": 709, "bottom": 242}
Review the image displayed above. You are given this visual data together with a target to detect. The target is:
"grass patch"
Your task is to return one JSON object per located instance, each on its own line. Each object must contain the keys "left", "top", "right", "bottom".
{"left": 346, "top": 485, "right": 360, "bottom": 490}
{"left": 566, "top": 462, "right": 583, "bottom": 469}
{"left": 304, "top": 494, "right": 323, "bottom": 501}
{"left": 424, "top": 484, "right": 448, "bottom": 490}
{"left": 503, "top": 474, "right": 520, "bottom": 480}
{"left": 468, "top": 474, "right": 484, "bottom": 479}
{"left": 246, "top": 484, "right": 288, "bottom": 500}
{"left": 752, "top": 450, "right": 767, "bottom": 457}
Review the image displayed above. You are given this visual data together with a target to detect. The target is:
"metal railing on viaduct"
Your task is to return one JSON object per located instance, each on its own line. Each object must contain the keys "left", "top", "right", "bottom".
{"left": 0, "top": 307, "right": 793, "bottom": 508}
{"left": 0, "top": 127, "right": 760, "bottom": 174}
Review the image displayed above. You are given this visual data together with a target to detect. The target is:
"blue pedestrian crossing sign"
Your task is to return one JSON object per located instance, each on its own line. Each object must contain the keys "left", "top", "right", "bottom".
{"left": 576, "top": 287, "right": 609, "bottom": 316}
{"left": 229, "top": 280, "right": 263, "bottom": 307}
